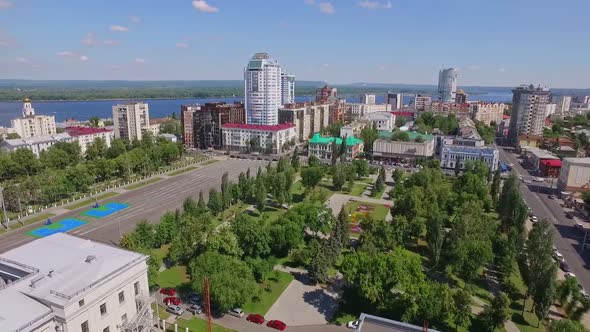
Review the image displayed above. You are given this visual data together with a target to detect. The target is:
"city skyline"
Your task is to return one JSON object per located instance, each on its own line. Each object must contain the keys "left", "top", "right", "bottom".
{"left": 0, "top": 0, "right": 589, "bottom": 88}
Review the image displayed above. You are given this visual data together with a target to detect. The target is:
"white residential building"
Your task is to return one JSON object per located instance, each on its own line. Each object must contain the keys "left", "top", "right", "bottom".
{"left": 281, "top": 73, "right": 295, "bottom": 105}
{"left": 508, "top": 84, "right": 551, "bottom": 145}
{"left": 545, "top": 103, "right": 557, "bottom": 117}
{"left": 360, "top": 94, "right": 376, "bottom": 105}
{"left": 1, "top": 133, "right": 73, "bottom": 157}
{"left": 0, "top": 233, "right": 152, "bottom": 332}
{"left": 385, "top": 92, "right": 403, "bottom": 110}
{"left": 112, "top": 102, "right": 150, "bottom": 141}
{"left": 244, "top": 53, "right": 283, "bottom": 126}
{"left": 438, "top": 68, "right": 458, "bottom": 102}
{"left": 221, "top": 123, "right": 297, "bottom": 154}
{"left": 346, "top": 103, "right": 391, "bottom": 121}
{"left": 558, "top": 158, "right": 590, "bottom": 191}
{"left": 553, "top": 95, "right": 572, "bottom": 115}
{"left": 64, "top": 127, "right": 114, "bottom": 154}
{"left": 366, "top": 111, "right": 396, "bottom": 131}
{"left": 471, "top": 102, "right": 508, "bottom": 126}
{"left": 11, "top": 98, "right": 57, "bottom": 139}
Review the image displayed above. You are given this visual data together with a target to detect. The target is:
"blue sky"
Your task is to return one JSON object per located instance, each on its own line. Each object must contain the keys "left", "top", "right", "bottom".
{"left": 0, "top": 0, "right": 588, "bottom": 88}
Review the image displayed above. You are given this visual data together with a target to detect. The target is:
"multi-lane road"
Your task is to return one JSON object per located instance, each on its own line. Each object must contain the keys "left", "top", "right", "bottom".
{"left": 500, "top": 149, "right": 590, "bottom": 291}
{"left": 0, "top": 158, "right": 266, "bottom": 253}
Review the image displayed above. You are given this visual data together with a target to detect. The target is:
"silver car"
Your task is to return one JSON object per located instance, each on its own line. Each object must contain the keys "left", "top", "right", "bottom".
{"left": 166, "top": 305, "right": 184, "bottom": 316}
{"left": 228, "top": 308, "right": 244, "bottom": 318}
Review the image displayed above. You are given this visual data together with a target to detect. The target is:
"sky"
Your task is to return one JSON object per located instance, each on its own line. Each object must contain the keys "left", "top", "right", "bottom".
{"left": 0, "top": 0, "right": 589, "bottom": 88}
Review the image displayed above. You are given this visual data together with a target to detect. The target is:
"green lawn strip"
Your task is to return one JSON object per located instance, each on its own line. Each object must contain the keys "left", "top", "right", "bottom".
{"left": 370, "top": 186, "right": 386, "bottom": 199}
{"left": 157, "top": 265, "right": 190, "bottom": 289}
{"left": 152, "top": 303, "right": 171, "bottom": 321}
{"left": 171, "top": 318, "right": 235, "bottom": 332}
{"left": 246, "top": 205, "right": 287, "bottom": 224}
{"left": 169, "top": 166, "right": 197, "bottom": 176}
{"left": 344, "top": 201, "right": 390, "bottom": 222}
{"left": 64, "top": 192, "right": 119, "bottom": 210}
{"left": 508, "top": 268, "right": 544, "bottom": 332}
{"left": 21, "top": 212, "right": 56, "bottom": 227}
{"left": 125, "top": 177, "right": 162, "bottom": 190}
{"left": 243, "top": 271, "right": 294, "bottom": 315}
{"left": 347, "top": 183, "right": 368, "bottom": 197}
{"left": 201, "top": 159, "right": 219, "bottom": 166}
{"left": 153, "top": 244, "right": 171, "bottom": 262}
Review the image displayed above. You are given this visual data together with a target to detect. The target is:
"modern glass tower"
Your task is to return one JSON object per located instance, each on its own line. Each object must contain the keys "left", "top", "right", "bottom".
{"left": 438, "top": 68, "right": 458, "bottom": 102}
{"left": 244, "top": 53, "right": 282, "bottom": 125}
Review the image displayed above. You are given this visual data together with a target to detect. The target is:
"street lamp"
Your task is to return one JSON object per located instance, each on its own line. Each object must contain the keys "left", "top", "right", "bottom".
{"left": 0, "top": 187, "right": 7, "bottom": 228}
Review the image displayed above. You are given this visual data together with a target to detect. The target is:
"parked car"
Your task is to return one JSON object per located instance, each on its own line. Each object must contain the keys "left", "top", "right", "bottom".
{"left": 553, "top": 251, "right": 564, "bottom": 262}
{"left": 566, "top": 212, "right": 574, "bottom": 219}
{"left": 166, "top": 305, "right": 184, "bottom": 316}
{"left": 524, "top": 179, "right": 532, "bottom": 184}
{"left": 534, "top": 177, "right": 544, "bottom": 182}
{"left": 159, "top": 288, "right": 176, "bottom": 296}
{"left": 575, "top": 223, "right": 585, "bottom": 232}
{"left": 187, "top": 304, "right": 203, "bottom": 315}
{"left": 189, "top": 293, "right": 201, "bottom": 305}
{"left": 560, "top": 261, "right": 571, "bottom": 272}
{"left": 548, "top": 194, "right": 556, "bottom": 199}
{"left": 347, "top": 320, "right": 360, "bottom": 329}
{"left": 267, "top": 320, "right": 288, "bottom": 331}
{"left": 228, "top": 308, "right": 244, "bottom": 318}
{"left": 246, "top": 313, "right": 265, "bottom": 324}
{"left": 531, "top": 216, "right": 538, "bottom": 223}
{"left": 163, "top": 297, "right": 181, "bottom": 306}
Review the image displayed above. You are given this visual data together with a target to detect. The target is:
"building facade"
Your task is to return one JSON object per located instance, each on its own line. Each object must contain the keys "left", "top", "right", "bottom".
{"left": 366, "top": 111, "right": 396, "bottom": 131}
{"left": 1, "top": 133, "right": 73, "bottom": 157}
{"left": 372, "top": 131, "right": 435, "bottom": 161}
{"left": 181, "top": 102, "right": 246, "bottom": 150}
{"left": 553, "top": 95, "right": 572, "bottom": 115}
{"left": 221, "top": 123, "right": 297, "bottom": 154}
{"left": 112, "top": 102, "right": 150, "bottom": 141}
{"left": 545, "top": 103, "right": 557, "bottom": 117}
{"left": 439, "top": 137, "right": 499, "bottom": 172}
{"left": 385, "top": 92, "right": 403, "bottom": 110}
{"left": 315, "top": 85, "right": 338, "bottom": 103}
{"left": 281, "top": 73, "right": 295, "bottom": 105}
{"left": 11, "top": 98, "right": 57, "bottom": 139}
{"left": 278, "top": 103, "right": 329, "bottom": 142}
{"left": 244, "top": 53, "right": 282, "bottom": 126}
{"left": 360, "top": 94, "right": 376, "bottom": 105}
{"left": 455, "top": 89, "right": 468, "bottom": 104}
{"left": 0, "top": 233, "right": 152, "bottom": 332}
{"left": 438, "top": 68, "right": 458, "bottom": 102}
{"left": 558, "top": 158, "right": 590, "bottom": 191}
{"left": 508, "top": 85, "right": 551, "bottom": 145}
{"left": 308, "top": 133, "right": 364, "bottom": 162}
{"left": 411, "top": 94, "right": 432, "bottom": 111}
{"left": 471, "top": 102, "right": 508, "bottom": 126}
{"left": 64, "top": 127, "right": 114, "bottom": 154}
{"left": 346, "top": 103, "right": 391, "bottom": 121}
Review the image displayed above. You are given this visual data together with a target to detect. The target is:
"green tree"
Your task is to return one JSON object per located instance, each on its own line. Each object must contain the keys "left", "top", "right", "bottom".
{"left": 479, "top": 292, "right": 511, "bottom": 332}
{"left": 425, "top": 210, "right": 445, "bottom": 269}
{"left": 155, "top": 211, "right": 180, "bottom": 246}
{"left": 330, "top": 140, "right": 339, "bottom": 165}
{"left": 197, "top": 190, "right": 206, "bottom": 209}
{"left": 490, "top": 168, "right": 501, "bottom": 208}
{"left": 360, "top": 124, "right": 379, "bottom": 153}
{"left": 336, "top": 207, "right": 350, "bottom": 248}
{"left": 549, "top": 319, "right": 585, "bottom": 332}
{"left": 556, "top": 277, "right": 580, "bottom": 307}
{"left": 245, "top": 256, "right": 276, "bottom": 283}
{"left": 453, "top": 289, "right": 472, "bottom": 330}
{"left": 232, "top": 215, "right": 271, "bottom": 258}
{"left": 207, "top": 188, "right": 223, "bottom": 215}
{"left": 206, "top": 227, "right": 243, "bottom": 258}
{"left": 332, "top": 164, "right": 348, "bottom": 191}
{"left": 291, "top": 147, "right": 300, "bottom": 171}
{"left": 301, "top": 167, "right": 324, "bottom": 190}
{"left": 307, "top": 243, "right": 330, "bottom": 283}
{"left": 189, "top": 251, "right": 257, "bottom": 312}
{"left": 254, "top": 177, "right": 267, "bottom": 213}
{"left": 391, "top": 130, "right": 410, "bottom": 141}
{"left": 352, "top": 159, "right": 369, "bottom": 178}
{"left": 308, "top": 154, "right": 321, "bottom": 167}
{"left": 85, "top": 137, "right": 107, "bottom": 160}
{"left": 392, "top": 168, "right": 404, "bottom": 184}
{"left": 88, "top": 116, "right": 101, "bottom": 127}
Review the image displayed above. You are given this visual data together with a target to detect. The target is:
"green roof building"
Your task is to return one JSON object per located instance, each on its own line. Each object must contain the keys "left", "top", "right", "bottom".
{"left": 308, "top": 133, "right": 364, "bottom": 162}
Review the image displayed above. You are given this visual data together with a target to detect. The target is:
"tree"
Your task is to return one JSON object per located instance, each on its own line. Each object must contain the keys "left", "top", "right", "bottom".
{"left": 291, "top": 147, "right": 300, "bottom": 170}
{"left": 330, "top": 140, "right": 339, "bottom": 165}
{"left": 308, "top": 154, "right": 321, "bottom": 167}
{"left": 301, "top": 167, "right": 324, "bottom": 190}
{"left": 490, "top": 168, "right": 501, "bottom": 208}
{"left": 425, "top": 211, "right": 445, "bottom": 269}
{"left": 453, "top": 289, "right": 472, "bottom": 330}
{"left": 307, "top": 243, "right": 330, "bottom": 283}
{"left": 206, "top": 227, "right": 243, "bottom": 258}
{"left": 479, "top": 292, "right": 510, "bottom": 332}
{"left": 169, "top": 212, "right": 213, "bottom": 264}
{"left": 189, "top": 251, "right": 257, "bottom": 312}
{"left": 556, "top": 277, "right": 579, "bottom": 307}
{"left": 549, "top": 319, "right": 585, "bottom": 332}
{"left": 332, "top": 164, "right": 348, "bottom": 191}
{"left": 245, "top": 257, "right": 275, "bottom": 282}
{"left": 268, "top": 216, "right": 305, "bottom": 257}
{"left": 336, "top": 208, "right": 350, "bottom": 248}
{"left": 88, "top": 116, "right": 101, "bottom": 127}
{"left": 85, "top": 137, "right": 107, "bottom": 160}
{"left": 358, "top": 217, "right": 397, "bottom": 254}
{"left": 132, "top": 220, "right": 156, "bottom": 249}
{"left": 392, "top": 168, "right": 404, "bottom": 184}
{"left": 360, "top": 124, "right": 379, "bottom": 153}
{"left": 156, "top": 211, "right": 180, "bottom": 246}
{"left": 391, "top": 130, "right": 410, "bottom": 141}
{"left": 254, "top": 177, "right": 267, "bottom": 213}
{"left": 197, "top": 190, "right": 206, "bottom": 209}
{"left": 231, "top": 215, "right": 271, "bottom": 258}
{"left": 352, "top": 159, "right": 369, "bottom": 178}
{"left": 207, "top": 188, "right": 223, "bottom": 215}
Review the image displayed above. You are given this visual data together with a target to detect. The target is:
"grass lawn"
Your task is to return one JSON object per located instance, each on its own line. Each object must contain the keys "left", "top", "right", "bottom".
{"left": 157, "top": 265, "right": 190, "bottom": 289}
{"left": 343, "top": 201, "right": 390, "bottom": 222}
{"left": 215, "top": 202, "right": 249, "bottom": 227}
{"left": 346, "top": 182, "right": 368, "bottom": 197}
{"left": 64, "top": 192, "right": 119, "bottom": 210}
{"left": 291, "top": 181, "right": 305, "bottom": 203}
{"left": 152, "top": 303, "right": 171, "bottom": 320}
{"left": 125, "top": 177, "right": 162, "bottom": 190}
{"left": 170, "top": 318, "right": 235, "bottom": 332}
{"left": 243, "top": 271, "right": 294, "bottom": 315}
{"left": 246, "top": 205, "right": 287, "bottom": 224}
{"left": 370, "top": 186, "right": 386, "bottom": 199}
{"left": 169, "top": 166, "right": 197, "bottom": 176}
{"left": 153, "top": 244, "right": 170, "bottom": 262}
{"left": 507, "top": 268, "right": 545, "bottom": 332}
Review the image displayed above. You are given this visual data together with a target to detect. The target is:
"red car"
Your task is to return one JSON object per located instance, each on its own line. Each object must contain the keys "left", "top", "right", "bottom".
{"left": 267, "top": 320, "right": 287, "bottom": 331}
{"left": 164, "top": 297, "right": 181, "bottom": 306}
{"left": 246, "top": 313, "right": 265, "bottom": 324}
{"left": 160, "top": 288, "right": 176, "bottom": 296}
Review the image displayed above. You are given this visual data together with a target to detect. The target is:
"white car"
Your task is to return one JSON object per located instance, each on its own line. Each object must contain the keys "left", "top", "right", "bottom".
{"left": 524, "top": 179, "right": 532, "bottom": 184}
{"left": 534, "top": 177, "right": 544, "bottom": 182}
{"left": 228, "top": 308, "right": 244, "bottom": 318}
{"left": 347, "top": 320, "right": 360, "bottom": 329}
{"left": 565, "top": 272, "right": 576, "bottom": 279}
{"left": 553, "top": 251, "right": 564, "bottom": 262}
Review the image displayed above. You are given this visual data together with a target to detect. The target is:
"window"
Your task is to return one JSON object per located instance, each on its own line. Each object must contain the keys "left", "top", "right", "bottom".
{"left": 81, "top": 321, "right": 89, "bottom": 332}
{"left": 121, "top": 314, "right": 128, "bottom": 324}
{"left": 79, "top": 299, "right": 85, "bottom": 307}
{"left": 134, "top": 281, "right": 140, "bottom": 296}
{"left": 118, "top": 291, "right": 125, "bottom": 304}
{"left": 103, "top": 327, "right": 110, "bottom": 332}
{"left": 100, "top": 303, "right": 107, "bottom": 316}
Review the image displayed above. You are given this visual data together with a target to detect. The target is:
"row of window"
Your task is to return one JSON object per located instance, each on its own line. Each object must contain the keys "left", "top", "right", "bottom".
{"left": 78, "top": 281, "right": 139, "bottom": 332}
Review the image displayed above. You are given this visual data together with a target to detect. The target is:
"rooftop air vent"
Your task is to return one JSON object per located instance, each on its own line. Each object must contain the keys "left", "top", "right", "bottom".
{"left": 85, "top": 255, "right": 96, "bottom": 264}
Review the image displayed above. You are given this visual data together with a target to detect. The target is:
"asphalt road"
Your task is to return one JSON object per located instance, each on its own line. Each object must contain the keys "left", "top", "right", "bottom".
{"left": 499, "top": 149, "right": 590, "bottom": 291}
{"left": 0, "top": 159, "right": 266, "bottom": 253}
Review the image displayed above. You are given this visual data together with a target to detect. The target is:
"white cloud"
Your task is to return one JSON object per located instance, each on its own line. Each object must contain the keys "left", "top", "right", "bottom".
{"left": 130, "top": 16, "right": 141, "bottom": 24}
{"left": 79, "top": 55, "right": 89, "bottom": 62}
{"left": 110, "top": 25, "right": 129, "bottom": 32}
{"left": 304, "top": 0, "right": 315, "bottom": 4}
{"left": 192, "top": 0, "right": 219, "bottom": 13}
{"left": 176, "top": 42, "right": 189, "bottom": 48}
{"left": 103, "top": 40, "right": 119, "bottom": 46}
{"left": 322, "top": 63, "right": 329, "bottom": 67}
{"left": 135, "top": 58, "right": 146, "bottom": 64}
{"left": 0, "top": 0, "right": 14, "bottom": 9}
{"left": 57, "top": 51, "right": 89, "bottom": 62}
{"left": 15, "top": 57, "right": 30, "bottom": 64}
{"left": 318, "top": 2, "right": 334, "bottom": 14}
{"left": 358, "top": 0, "right": 392, "bottom": 10}
{"left": 82, "top": 33, "right": 98, "bottom": 46}
{"left": 466, "top": 65, "right": 481, "bottom": 70}
{"left": 498, "top": 68, "right": 507, "bottom": 73}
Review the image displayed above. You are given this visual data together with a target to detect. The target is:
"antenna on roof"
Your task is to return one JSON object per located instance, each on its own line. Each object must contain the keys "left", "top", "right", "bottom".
{"left": 85, "top": 255, "right": 96, "bottom": 264}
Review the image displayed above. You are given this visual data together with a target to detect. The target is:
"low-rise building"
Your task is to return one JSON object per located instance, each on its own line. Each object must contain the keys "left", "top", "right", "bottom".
{"left": 1, "top": 133, "right": 73, "bottom": 157}
{"left": 355, "top": 313, "right": 441, "bottom": 332}
{"left": 278, "top": 103, "right": 330, "bottom": 142}
{"left": 471, "top": 102, "right": 508, "bottom": 126}
{"left": 372, "top": 131, "right": 435, "bottom": 162}
{"left": 181, "top": 102, "right": 246, "bottom": 150}
{"left": 558, "top": 158, "right": 590, "bottom": 191}
{"left": 346, "top": 103, "right": 391, "bottom": 121}
{"left": 159, "top": 133, "right": 178, "bottom": 142}
{"left": 11, "top": 98, "right": 57, "bottom": 139}
{"left": 221, "top": 123, "right": 297, "bottom": 154}
{"left": 340, "top": 120, "right": 370, "bottom": 138}
{"left": 439, "top": 137, "right": 499, "bottom": 172}
{"left": 522, "top": 147, "right": 559, "bottom": 172}
{"left": 366, "top": 111, "right": 396, "bottom": 131}
{"left": 64, "top": 127, "right": 114, "bottom": 154}
{"left": 0, "top": 233, "right": 152, "bottom": 332}
{"left": 540, "top": 159, "right": 562, "bottom": 178}
{"left": 308, "top": 133, "right": 363, "bottom": 162}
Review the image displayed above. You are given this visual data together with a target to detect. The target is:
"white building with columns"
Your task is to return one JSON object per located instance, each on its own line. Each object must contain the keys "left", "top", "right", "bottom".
{"left": 0, "top": 233, "right": 152, "bottom": 332}
{"left": 11, "top": 98, "right": 57, "bottom": 139}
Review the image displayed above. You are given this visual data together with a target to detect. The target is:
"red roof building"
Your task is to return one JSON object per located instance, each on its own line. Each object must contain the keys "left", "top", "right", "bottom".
{"left": 64, "top": 126, "right": 112, "bottom": 136}
{"left": 540, "top": 159, "right": 562, "bottom": 178}
{"left": 63, "top": 126, "right": 113, "bottom": 154}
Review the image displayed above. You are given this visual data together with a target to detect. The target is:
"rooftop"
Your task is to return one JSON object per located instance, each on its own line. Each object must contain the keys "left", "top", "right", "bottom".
{"left": 525, "top": 147, "right": 559, "bottom": 160}
{"left": 357, "top": 313, "right": 441, "bottom": 332}
{"left": 442, "top": 144, "right": 498, "bottom": 156}
{"left": 564, "top": 158, "right": 590, "bottom": 166}
{"left": 379, "top": 131, "right": 433, "bottom": 142}
{"left": 309, "top": 133, "right": 363, "bottom": 146}
{"left": 64, "top": 126, "right": 112, "bottom": 136}
{"left": 367, "top": 111, "right": 395, "bottom": 120}
{"left": 540, "top": 159, "right": 562, "bottom": 167}
{"left": 2, "top": 133, "right": 72, "bottom": 147}
{"left": 222, "top": 123, "right": 295, "bottom": 131}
